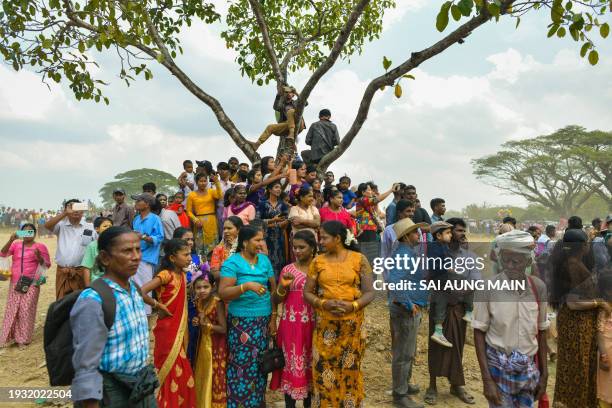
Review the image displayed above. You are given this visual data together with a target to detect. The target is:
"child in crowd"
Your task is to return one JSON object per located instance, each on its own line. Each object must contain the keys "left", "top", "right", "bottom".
{"left": 141, "top": 239, "right": 196, "bottom": 407}
{"left": 191, "top": 272, "right": 228, "bottom": 408}
{"left": 337, "top": 176, "right": 356, "bottom": 209}
{"left": 178, "top": 160, "right": 196, "bottom": 203}
{"left": 430, "top": 198, "right": 446, "bottom": 222}
{"left": 168, "top": 191, "right": 191, "bottom": 228}
{"left": 271, "top": 230, "right": 317, "bottom": 408}
{"left": 598, "top": 274, "right": 612, "bottom": 408}
{"left": 79, "top": 216, "right": 113, "bottom": 285}
{"left": 428, "top": 221, "right": 455, "bottom": 348}
{"left": 236, "top": 170, "right": 248, "bottom": 185}
{"left": 239, "top": 163, "right": 250, "bottom": 172}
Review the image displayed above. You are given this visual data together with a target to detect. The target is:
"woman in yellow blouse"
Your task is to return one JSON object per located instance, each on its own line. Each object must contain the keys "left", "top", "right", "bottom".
{"left": 303, "top": 220, "right": 375, "bottom": 408}
{"left": 187, "top": 173, "right": 222, "bottom": 255}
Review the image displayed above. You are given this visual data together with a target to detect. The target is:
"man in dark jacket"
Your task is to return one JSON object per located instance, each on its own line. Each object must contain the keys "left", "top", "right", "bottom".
{"left": 301, "top": 109, "right": 340, "bottom": 165}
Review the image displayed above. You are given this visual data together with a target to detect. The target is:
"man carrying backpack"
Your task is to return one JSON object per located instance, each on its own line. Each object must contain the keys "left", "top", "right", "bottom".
{"left": 68, "top": 227, "right": 159, "bottom": 407}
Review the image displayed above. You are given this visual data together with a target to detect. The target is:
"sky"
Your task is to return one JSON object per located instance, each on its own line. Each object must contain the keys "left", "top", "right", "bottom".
{"left": 1, "top": 0, "right": 611, "bottom": 211}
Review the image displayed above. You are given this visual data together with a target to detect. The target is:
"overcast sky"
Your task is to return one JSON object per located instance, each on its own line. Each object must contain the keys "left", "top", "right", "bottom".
{"left": 1, "top": 1, "right": 611, "bottom": 211}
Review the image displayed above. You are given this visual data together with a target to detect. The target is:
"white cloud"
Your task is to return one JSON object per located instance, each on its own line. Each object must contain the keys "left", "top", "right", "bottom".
{"left": 383, "top": 0, "right": 429, "bottom": 28}
{"left": 486, "top": 48, "right": 539, "bottom": 83}
{"left": 178, "top": 22, "right": 236, "bottom": 64}
{"left": 0, "top": 66, "right": 70, "bottom": 121}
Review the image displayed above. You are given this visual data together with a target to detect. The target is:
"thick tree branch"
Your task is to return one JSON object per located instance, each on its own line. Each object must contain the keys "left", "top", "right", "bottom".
{"left": 317, "top": 1, "right": 514, "bottom": 171}
{"left": 248, "top": 0, "right": 285, "bottom": 86}
{"left": 64, "top": 1, "right": 259, "bottom": 162}
{"left": 295, "top": 0, "right": 371, "bottom": 117}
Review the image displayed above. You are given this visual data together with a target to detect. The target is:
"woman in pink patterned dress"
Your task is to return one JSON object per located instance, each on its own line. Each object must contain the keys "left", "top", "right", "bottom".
{"left": 0, "top": 223, "right": 51, "bottom": 348}
{"left": 271, "top": 230, "right": 317, "bottom": 407}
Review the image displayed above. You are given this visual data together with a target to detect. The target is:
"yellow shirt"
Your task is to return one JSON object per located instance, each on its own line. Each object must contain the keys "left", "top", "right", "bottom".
{"left": 186, "top": 185, "right": 222, "bottom": 222}
{"left": 308, "top": 250, "right": 371, "bottom": 320}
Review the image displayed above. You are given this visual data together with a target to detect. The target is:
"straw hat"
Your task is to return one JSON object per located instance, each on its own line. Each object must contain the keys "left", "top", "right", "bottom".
{"left": 393, "top": 218, "right": 427, "bottom": 239}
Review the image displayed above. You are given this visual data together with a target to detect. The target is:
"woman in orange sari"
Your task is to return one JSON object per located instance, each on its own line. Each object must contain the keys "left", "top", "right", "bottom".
{"left": 141, "top": 239, "right": 196, "bottom": 407}
{"left": 209, "top": 216, "right": 243, "bottom": 280}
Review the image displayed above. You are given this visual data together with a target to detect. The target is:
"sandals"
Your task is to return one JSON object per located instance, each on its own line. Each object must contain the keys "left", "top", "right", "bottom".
{"left": 450, "top": 386, "right": 475, "bottom": 405}
{"left": 424, "top": 388, "right": 437, "bottom": 405}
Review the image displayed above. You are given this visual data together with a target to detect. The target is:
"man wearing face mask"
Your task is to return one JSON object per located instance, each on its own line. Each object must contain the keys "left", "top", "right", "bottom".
{"left": 44, "top": 199, "right": 96, "bottom": 300}
{"left": 248, "top": 85, "right": 307, "bottom": 151}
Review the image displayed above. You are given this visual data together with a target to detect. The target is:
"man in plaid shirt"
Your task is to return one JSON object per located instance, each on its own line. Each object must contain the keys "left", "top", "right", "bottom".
{"left": 70, "top": 227, "right": 157, "bottom": 407}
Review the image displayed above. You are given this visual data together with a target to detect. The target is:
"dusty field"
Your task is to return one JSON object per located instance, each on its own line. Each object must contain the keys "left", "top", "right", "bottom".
{"left": 0, "top": 232, "right": 557, "bottom": 407}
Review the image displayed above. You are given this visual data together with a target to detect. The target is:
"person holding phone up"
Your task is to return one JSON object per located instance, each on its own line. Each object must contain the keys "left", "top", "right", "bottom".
{"left": 0, "top": 223, "right": 51, "bottom": 349}
{"left": 44, "top": 199, "right": 95, "bottom": 300}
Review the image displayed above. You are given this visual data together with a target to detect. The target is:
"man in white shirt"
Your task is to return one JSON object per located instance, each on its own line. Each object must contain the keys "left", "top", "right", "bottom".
{"left": 44, "top": 199, "right": 95, "bottom": 299}
{"left": 473, "top": 229, "right": 549, "bottom": 408}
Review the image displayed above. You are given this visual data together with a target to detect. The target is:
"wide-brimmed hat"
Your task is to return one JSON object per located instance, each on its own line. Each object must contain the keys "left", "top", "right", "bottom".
{"left": 430, "top": 221, "right": 453, "bottom": 235}
{"left": 393, "top": 218, "right": 427, "bottom": 239}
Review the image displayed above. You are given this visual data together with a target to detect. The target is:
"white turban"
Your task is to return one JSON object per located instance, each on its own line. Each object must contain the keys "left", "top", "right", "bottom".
{"left": 495, "top": 229, "right": 535, "bottom": 255}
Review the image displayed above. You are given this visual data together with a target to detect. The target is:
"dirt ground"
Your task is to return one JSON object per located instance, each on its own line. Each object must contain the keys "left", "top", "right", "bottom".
{"left": 0, "top": 232, "right": 557, "bottom": 408}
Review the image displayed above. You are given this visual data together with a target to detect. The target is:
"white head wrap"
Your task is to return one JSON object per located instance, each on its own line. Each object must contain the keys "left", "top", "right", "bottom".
{"left": 495, "top": 229, "right": 535, "bottom": 255}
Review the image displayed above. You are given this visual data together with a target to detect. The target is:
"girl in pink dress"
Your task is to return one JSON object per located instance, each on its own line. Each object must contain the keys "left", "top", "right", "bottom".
{"left": 271, "top": 230, "right": 317, "bottom": 407}
{"left": 0, "top": 224, "right": 51, "bottom": 348}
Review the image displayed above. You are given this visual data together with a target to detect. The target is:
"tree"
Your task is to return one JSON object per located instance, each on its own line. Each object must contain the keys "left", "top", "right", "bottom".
{"left": 98, "top": 168, "right": 177, "bottom": 207}
{"left": 2, "top": 0, "right": 610, "bottom": 168}
{"left": 548, "top": 126, "right": 612, "bottom": 211}
{"left": 471, "top": 128, "right": 606, "bottom": 217}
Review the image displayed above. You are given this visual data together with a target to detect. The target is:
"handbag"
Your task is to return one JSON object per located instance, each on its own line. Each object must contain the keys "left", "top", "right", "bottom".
{"left": 259, "top": 339, "right": 285, "bottom": 374}
{"left": 14, "top": 241, "right": 33, "bottom": 293}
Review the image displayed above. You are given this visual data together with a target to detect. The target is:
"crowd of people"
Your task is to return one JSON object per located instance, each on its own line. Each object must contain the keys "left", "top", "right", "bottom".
{"left": 0, "top": 146, "right": 611, "bottom": 408}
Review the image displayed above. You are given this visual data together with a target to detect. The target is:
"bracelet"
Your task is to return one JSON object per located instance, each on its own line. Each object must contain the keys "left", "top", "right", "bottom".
{"left": 153, "top": 300, "right": 158, "bottom": 309}
{"left": 240, "top": 284, "right": 245, "bottom": 294}
{"left": 276, "top": 287, "right": 287, "bottom": 297}
{"left": 352, "top": 301, "right": 359, "bottom": 312}
{"left": 320, "top": 299, "right": 328, "bottom": 310}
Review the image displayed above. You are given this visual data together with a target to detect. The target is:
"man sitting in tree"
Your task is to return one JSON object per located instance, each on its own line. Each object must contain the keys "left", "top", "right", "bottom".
{"left": 248, "top": 85, "right": 306, "bottom": 152}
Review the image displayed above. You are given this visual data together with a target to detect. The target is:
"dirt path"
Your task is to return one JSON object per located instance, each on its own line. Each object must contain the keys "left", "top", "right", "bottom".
{"left": 0, "top": 232, "right": 556, "bottom": 407}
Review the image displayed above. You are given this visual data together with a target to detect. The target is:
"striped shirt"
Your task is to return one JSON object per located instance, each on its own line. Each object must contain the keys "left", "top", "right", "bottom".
{"left": 70, "top": 278, "right": 149, "bottom": 402}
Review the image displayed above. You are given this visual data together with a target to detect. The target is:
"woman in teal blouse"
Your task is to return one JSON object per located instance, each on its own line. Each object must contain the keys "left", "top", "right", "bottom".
{"left": 219, "top": 225, "right": 278, "bottom": 408}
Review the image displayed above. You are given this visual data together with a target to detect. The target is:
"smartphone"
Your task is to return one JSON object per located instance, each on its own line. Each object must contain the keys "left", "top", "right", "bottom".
{"left": 16, "top": 230, "right": 35, "bottom": 238}
{"left": 71, "top": 202, "right": 88, "bottom": 211}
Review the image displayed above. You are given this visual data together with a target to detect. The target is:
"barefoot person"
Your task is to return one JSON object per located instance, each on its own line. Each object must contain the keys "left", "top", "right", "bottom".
{"left": 303, "top": 221, "right": 375, "bottom": 407}
{"left": 473, "top": 229, "right": 549, "bottom": 408}
{"left": 270, "top": 230, "right": 318, "bottom": 407}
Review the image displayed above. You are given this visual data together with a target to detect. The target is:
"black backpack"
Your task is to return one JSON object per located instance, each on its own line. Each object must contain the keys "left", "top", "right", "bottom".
{"left": 44, "top": 279, "right": 117, "bottom": 386}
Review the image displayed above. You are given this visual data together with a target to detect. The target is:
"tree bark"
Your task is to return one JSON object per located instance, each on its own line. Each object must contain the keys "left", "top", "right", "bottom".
{"left": 316, "top": 2, "right": 514, "bottom": 172}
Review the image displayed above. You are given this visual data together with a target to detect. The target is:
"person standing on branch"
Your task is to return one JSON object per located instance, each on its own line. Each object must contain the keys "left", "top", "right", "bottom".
{"left": 301, "top": 109, "right": 340, "bottom": 165}
{"left": 248, "top": 85, "right": 306, "bottom": 152}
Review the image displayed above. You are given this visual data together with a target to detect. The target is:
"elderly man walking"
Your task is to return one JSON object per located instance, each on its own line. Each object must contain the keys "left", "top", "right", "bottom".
{"left": 473, "top": 229, "right": 549, "bottom": 408}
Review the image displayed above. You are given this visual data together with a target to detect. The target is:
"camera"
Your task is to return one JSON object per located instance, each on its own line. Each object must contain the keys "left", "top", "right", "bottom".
{"left": 15, "top": 230, "right": 35, "bottom": 239}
